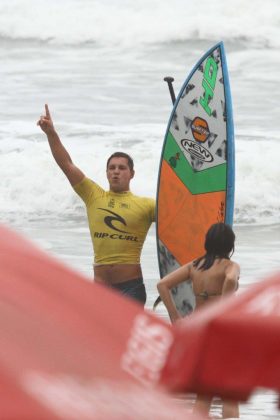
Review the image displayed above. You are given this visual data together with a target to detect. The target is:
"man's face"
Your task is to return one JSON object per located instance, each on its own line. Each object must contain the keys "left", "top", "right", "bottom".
{"left": 106, "top": 157, "right": 134, "bottom": 192}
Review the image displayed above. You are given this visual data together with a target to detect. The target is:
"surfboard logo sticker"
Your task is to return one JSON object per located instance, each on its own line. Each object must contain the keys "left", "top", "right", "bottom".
{"left": 181, "top": 139, "right": 214, "bottom": 162}
{"left": 191, "top": 117, "right": 210, "bottom": 142}
{"left": 199, "top": 54, "right": 219, "bottom": 116}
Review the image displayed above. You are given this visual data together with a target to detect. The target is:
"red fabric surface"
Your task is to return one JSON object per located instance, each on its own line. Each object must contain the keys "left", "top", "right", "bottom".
{"left": 0, "top": 224, "right": 201, "bottom": 419}
{"left": 161, "top": 271, "right": 280, "bottom": 402}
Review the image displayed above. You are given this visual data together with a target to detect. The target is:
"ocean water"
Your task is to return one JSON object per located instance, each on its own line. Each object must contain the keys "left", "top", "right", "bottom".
{"left": 1, "top": 0, "right": 280, "bottom": 418}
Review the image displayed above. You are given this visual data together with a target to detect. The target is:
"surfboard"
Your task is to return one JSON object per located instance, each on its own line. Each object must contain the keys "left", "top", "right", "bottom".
{"left": 156, "top": 42, "right": 234, "bottom": 317}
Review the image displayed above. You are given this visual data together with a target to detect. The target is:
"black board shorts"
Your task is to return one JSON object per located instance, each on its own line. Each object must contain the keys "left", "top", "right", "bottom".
{"left": 110, "top": 277, "right": 146, "bottom": 306}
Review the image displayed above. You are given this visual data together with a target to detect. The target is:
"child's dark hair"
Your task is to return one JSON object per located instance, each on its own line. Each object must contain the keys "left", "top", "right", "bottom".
{"left": 106, "top": 152, "right": 134, "bottom": 171}
{"left": 193, "top": 222, "right": 235, "bottom": 271}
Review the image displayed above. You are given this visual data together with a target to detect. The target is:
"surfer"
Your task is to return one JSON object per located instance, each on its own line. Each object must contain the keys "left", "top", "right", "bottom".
{"left": 37, "top": 104, "right": 155, "bottom": 306}
{"left": 157, "top": 222, "right": 240, "bottom": 418}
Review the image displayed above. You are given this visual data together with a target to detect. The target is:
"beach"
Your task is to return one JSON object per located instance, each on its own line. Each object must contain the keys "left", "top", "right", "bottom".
{"left": 1, "top": 0, "right": 280, "bottom": 417}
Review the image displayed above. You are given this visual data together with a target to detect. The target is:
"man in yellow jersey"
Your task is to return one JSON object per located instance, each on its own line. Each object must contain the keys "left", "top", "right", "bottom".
{"left": 37, "top": 105, "right": 155, "bottom": 306}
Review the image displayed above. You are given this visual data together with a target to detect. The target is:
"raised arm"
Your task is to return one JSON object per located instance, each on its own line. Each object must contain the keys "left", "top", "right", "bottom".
{"left": 157, "top": 263, "right": 191, "bottom": 323}
{"left": 37, "top": 104, "right": 85, "bottom": 186}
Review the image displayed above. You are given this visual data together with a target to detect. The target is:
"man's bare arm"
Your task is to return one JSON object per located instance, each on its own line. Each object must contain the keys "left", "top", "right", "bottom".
{"left": 37, "top": 104, "right": 84, "bottom": 186}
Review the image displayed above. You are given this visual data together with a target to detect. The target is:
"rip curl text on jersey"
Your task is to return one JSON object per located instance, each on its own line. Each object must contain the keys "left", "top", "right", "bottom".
{"left": 73, "top": 177, "right": 156, "bottom": 265}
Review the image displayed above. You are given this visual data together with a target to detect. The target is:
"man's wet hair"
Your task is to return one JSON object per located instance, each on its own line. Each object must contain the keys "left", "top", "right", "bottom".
{"left": 107, "top": 152, "right": 134, "bottom": 171}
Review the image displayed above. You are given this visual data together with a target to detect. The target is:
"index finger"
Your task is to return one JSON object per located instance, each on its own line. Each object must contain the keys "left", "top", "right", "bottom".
{"left": 45, "top": 104, "right": 51, "bottom": 118}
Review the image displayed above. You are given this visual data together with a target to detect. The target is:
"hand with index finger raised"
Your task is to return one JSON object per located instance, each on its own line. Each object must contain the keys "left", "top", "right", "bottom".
{"left": 37, "top": 104, "right": 55, "bottom": 134}
{"left": 45, "top": 104, "right": 51, "bottom": 119}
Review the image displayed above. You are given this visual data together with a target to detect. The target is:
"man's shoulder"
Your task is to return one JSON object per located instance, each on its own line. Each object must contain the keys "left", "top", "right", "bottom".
{"left": 73, "top": 177, "right": 103, "bottom": 190}
{"left": 73, "top": 177, "right": 106, "bottom": 203}
{"left": 130, "top": 193, "right": 156, "bottom": 206}
{"left": 129, "top": 193, "right": 156, "bottom": 222}
{"left": 130, "top": 191, "right": 155, "bottom": 201}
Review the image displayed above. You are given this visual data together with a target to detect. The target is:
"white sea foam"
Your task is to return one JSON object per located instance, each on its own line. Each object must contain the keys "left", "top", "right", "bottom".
{"left": 235, "top": 138, "right": 280, "bottom": 224}
{"left": 0, "top": 0, "right": 279, "bottom": 48}
{"left": 0, "top": 0, "right": 279, "bottom": 229}
{"left": 1, "top": 119, "right": 280, "bottom": 225}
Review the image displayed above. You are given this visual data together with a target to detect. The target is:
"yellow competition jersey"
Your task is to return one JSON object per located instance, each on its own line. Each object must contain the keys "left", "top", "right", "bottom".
{"left": 73, "top": 177, "right": 156, "bottom": 265}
